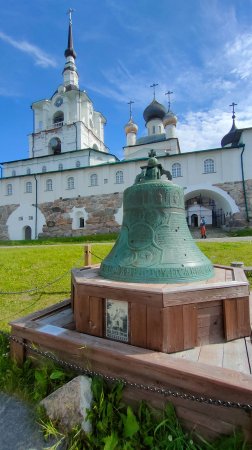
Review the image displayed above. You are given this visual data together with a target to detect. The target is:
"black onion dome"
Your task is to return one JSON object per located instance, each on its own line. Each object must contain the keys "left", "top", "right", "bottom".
{"left": 221, "top": 122, "right": 242, "bottom": 147}
{"left": 143, "top": 99, "right": 167, "bottom": 123}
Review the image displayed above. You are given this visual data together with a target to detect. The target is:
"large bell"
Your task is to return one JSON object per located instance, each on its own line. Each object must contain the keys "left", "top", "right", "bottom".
{"left": 100, "top": 151, "right": 214, "bottom": 283}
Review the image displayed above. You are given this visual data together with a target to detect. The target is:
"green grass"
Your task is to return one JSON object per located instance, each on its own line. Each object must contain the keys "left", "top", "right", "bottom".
{"left": 0, "top": 243, "right": 113, "bottom": 331}
{"left": 0, "top": 232, "right": 118, "bottom": 246}
{"left": 228, "top": 228, "right": 252, "bottom": 237}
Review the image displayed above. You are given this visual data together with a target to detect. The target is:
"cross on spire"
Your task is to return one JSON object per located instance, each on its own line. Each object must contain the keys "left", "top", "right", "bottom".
{"left": 165, "top": 90, "right": 173, "bottom": 111}
{"left": 229, "top": 102, "right": 237, "bottom": 121}
{"left": 150, "top": 83, "right": 158, "bottom": 100}
{"left": 67, "top": 8, "right": 75, "bottom": 24}
{"left": 127, "top": 100, "right": 134, "bottom": 119}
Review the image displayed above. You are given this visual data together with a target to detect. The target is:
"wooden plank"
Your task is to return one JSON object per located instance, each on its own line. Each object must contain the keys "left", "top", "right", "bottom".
{"left": 11, "top": 318, "right": 252, "bottom": 405}
{"left": 198, "top": 343, "right": 224, "bottom": 367}
{"left": 130, "top": 303, "right": 147, "bottom": 348}
{"left": 9, "top": 331, "right": 25, "bottom": 365}
{"left": 74, "top": 283, "right": 163, "bottom": 307}
{"left": 237, "top": 297, "right": 251, "bottom": 337}
{"left": 197, "top": 302, "right": 224, "bottom": 345}
{"left": 89, "top": 296, "right": 104, "bottom": 337}
{"left": 224, "top": 299, "right": 238, "bottom": 340}
{"left": 10, "top": 299, "right": 71, "bottom": 325}
{"left": 223, "top": 339, "right": 250, "bottom": 374}
{"left": 146, "top": 306, "right": 163, "bottom": 351}
{"left": 171, "top": 346, "right": 200, "bottom": 362}
{"left": 163, "top": 306, "right": 184, "bottom": 353}
{"left": 75, "top": 294, "right": 90, "bottom": 333}
{"left": 36, "top": 309, "right": 74, "bottom": 327}
{"left": 182, "top": 304, "right": 197, "bottom": 350}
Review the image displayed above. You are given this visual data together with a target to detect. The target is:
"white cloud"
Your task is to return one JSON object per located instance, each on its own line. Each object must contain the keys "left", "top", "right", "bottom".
{"left": 0, "top": 31, "right": 57, "bottom": 68}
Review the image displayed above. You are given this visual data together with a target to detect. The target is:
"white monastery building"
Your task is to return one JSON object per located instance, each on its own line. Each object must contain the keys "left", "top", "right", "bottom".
{"left": 0, "top": 15, "right": 251, "bottom": 240}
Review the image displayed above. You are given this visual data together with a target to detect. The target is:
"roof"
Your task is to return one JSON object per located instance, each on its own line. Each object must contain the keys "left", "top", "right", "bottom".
{"left": 135, "top": 134, "right": 167, "bottom": 145}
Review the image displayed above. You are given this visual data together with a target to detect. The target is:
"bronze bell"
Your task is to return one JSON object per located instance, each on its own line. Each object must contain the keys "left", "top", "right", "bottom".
{"left": 100, "top": 151, "right": 214, "bottom": 283}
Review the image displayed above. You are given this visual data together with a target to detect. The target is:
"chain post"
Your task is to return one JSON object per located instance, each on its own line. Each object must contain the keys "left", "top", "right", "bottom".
{"left": 84, "top": 244, "right": 92, "bottom": 266}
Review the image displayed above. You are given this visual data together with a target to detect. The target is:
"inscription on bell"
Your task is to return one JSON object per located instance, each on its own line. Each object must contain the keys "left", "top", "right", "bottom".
{"left": 128, "top": 223, "right": 153, "bottom": 249}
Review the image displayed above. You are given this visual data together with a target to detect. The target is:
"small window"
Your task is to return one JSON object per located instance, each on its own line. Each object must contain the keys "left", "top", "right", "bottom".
{"left": 12, "top": 170, "right": 16, "bottom": 176}
{"left": 18, "top": 216, "right": 23, "bottom": 221}
{"left": 204, "top": 158, "right": 214, "bottom": 174}
{"left": 42, "top": 166, "right": 47, "bottom": 173}
{"left": 104, "top": 178, "right": 108, "bottom": 184}
{"left": 90, "top": 173, "right": 98, "bottom": 186}
{"left": 152, "top": 125, "right": 155, "bottom": 134}
{"left": 58, "top": 163, "right": 63, "bottom": 171}
{"left": 46, "top": 179, "right": 53, "bottom": 191}
{"left": 29, "top": 216, "right": 33, "bottom": 220}
{"left": 79, "top": 218, "right": 85, "bottom": 228}
{"left": 7, "top": 183, "right": 12, "bottom": 195}
{"left": 26, "top": 168, "right": 31, "bottom": 175}
{"left": 172, "top": 163, "right": 182, "bottom": 178}
{"left": 25, "top": 181, "right": 32, "bottom": 193}
{"left": 67, "top": 177, "right": 75, "bottom": 190}
{"left": 158, "top": 125, "right": 162, "bottom": 134}
{"left": 76, "top": 161, "right": 81, "bottom": 168}
{"left": 53, "top": 111, "right": 64, "bottom": 126}
{"left": 115, "top": 170, "right": 124, "bottom": 184}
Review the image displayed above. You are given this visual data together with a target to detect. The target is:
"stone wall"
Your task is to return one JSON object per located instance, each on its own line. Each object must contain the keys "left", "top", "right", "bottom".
{"left": 0, "top": 204, "right": 19, "bottom": 240}
{"left": 215, "top": 180, "right": 252, "bottom": 227}
{"left": 39, "top": 193, "right": 123, "bottom": 238}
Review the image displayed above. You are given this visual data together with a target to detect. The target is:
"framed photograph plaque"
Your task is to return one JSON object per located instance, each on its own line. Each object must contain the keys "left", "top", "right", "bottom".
{"left": 105, "top": 299, "right": 128, "bottom": 342}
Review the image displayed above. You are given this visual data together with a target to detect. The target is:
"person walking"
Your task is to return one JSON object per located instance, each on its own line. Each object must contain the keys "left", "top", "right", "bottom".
{"left": 200, "top": 217, "right": 207, "bottom": 239}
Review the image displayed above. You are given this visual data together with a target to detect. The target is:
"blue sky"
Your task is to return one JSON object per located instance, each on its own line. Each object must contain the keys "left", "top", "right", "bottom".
{"left": 1, "top": 0, "right": 252, "bottom": 162}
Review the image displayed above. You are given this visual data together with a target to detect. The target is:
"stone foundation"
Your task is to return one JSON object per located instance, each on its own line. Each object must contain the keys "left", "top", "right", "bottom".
{"left": 0, "top": 204, "right": 19, "bottom": 240}
{"left": 215, "top": 180, "right": 252, "bottom": 227}
{"left": 39, "top": 193, "right": 123, "bottom": 238}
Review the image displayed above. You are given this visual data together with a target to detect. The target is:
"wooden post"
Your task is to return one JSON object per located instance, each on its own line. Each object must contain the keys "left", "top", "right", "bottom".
{"left": 84, "top": 244, "right": 92, "bottom": 267}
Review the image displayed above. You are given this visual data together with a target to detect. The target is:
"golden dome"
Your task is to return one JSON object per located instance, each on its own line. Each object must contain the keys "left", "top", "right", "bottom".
{"left": 163, "top": 111, "right": 177, "bottom": 127}
{"left": 124, "top": 118, "right": 138, "bottom": 135}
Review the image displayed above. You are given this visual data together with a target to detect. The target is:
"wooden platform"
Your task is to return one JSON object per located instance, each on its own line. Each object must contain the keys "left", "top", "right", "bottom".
{"left": 72, "top": 265, "right": 251, "bottom": 352}
{"left": 10, "top": 298, "right": 252, "bottom": 442}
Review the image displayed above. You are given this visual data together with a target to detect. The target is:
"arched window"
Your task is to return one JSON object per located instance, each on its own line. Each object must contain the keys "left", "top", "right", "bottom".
{"left": 204, "top": 158, "right": 215, "bottom": 173}
{"left": 172, "top": 163, "right": 182, "bottom": 178}
{"left": 79, "top": 217, "right": 85, "bottom": 228}
{"left": 76, "top": 160, "right": 81, "bottom": 168}
{"left": 115, "top": 170, "right": 124, "bottom": 184}
{"left": 12, "top": 170, "right": 16, "bottom": 176}
{"left": 42, "top": 165, "right": 47, "bottom": 173}
{"left": 90, "top": 173, "right": 98, "bottom": 186}
{"left": 7, "top": 183, "right": 12, "bottom": 195}
{"left": 26, "top": 168, "right": 31, "bottom": 175}
{"left": 53, "top": 111, "right": 64, "bottom": 126}
{"left": 25, "top": 181, "right": 32, "bottom": 193}
{"left": 46, "top": 179, "right": 53, "bottom": 191}
{"left": 58, "top": 163, "right": 63, "bottom": 171}
{"left": 49, "top": 137, "right": 61, "bottom": 155}
{"left": 67, "top": 177, "right": 75, "bottom": 190}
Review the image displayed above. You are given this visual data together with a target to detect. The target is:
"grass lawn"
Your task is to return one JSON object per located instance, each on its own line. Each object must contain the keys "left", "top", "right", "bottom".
{"left": 0, "top": 240, "right": 252, "bottom": 331}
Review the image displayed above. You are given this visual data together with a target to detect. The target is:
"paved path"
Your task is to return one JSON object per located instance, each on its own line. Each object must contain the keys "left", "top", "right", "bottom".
{"left": 0, "top": 392, "right": 50, "bottom": 450}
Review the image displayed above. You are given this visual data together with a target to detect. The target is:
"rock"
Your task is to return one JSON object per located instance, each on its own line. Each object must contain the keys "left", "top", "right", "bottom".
{"left": 40, "top": 376, "right": 92, "bottom": 433}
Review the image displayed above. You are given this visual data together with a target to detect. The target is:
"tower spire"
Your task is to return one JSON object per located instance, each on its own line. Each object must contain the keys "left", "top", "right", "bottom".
{"left": 65, "top": 8, "right": 76, "bottom": 59}
{"left": 62, "top": 8, "right": 79, "bottom": 89}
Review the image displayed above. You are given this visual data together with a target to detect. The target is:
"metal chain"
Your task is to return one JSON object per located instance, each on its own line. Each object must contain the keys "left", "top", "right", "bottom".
{"left": 90, "top": 250, "right": 103, "bottom": 261}
{"left": 2, "top": 330, "right": 252, "bottom": 412}
{"left": 0, "top": 255, "right": 84, "bottom": 295}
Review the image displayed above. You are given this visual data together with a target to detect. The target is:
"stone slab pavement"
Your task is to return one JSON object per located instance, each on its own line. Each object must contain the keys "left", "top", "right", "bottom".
{"left": 0, "top": 392, "right": 61, "bottom": 450}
